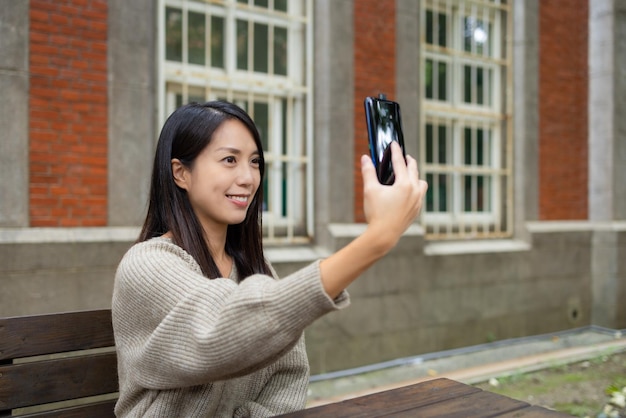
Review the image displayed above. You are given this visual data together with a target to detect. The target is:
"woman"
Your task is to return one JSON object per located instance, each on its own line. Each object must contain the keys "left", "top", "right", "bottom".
{"left": 112, "top": 101, "right": 427, "bottom": 417}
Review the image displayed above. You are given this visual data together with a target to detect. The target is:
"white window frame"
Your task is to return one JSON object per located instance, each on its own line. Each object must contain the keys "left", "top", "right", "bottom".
{"left": 420, "top": 0, "right": 513, "bottom": 240}
{"left": 157, "top": 0, "right": 314, "bottom": 244}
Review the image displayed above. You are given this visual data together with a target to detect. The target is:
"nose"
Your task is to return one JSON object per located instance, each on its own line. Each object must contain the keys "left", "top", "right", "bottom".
{"left": 236, "top": 163, "right": 257, "bottom": 187}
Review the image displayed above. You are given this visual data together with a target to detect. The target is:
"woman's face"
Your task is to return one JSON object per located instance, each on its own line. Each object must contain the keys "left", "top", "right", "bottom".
{"left": 173, "top": 119, "right": 261, "bottom": 235}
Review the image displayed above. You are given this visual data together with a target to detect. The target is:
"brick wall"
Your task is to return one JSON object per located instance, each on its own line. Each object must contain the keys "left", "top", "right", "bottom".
{"left": 353, "top": 0, "right": 396, "bottom": 222}
{"left": 539, "top": 0, "right": 589, "bottom": 220}
{"left": 29, "top": 0, "right": 108, "bottom": 227}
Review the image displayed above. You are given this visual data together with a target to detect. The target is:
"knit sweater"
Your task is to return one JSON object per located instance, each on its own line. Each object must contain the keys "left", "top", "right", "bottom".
{"left": 112, "top": 237, "right": 349, "bottom": 417}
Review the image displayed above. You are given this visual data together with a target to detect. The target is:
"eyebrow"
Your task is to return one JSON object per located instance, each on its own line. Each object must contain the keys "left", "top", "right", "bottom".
{"left": 216, "top": 147, "right": 260, "bottom": 156}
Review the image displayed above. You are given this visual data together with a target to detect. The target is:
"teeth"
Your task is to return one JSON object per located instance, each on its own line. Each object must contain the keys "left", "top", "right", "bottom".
{"left": 228, "top": 195, "right": 248, "bottom": 202}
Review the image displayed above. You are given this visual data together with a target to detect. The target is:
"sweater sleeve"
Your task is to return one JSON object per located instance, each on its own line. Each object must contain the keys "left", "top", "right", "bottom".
{"left": 112, "top": 238, "right": 349, "bottom": 390}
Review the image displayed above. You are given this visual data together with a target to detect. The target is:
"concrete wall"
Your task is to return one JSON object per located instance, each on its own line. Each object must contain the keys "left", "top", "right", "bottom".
{"left": 313, "top": 0, "right": 355, "bottom": 247}
{"left": 588, "top": 0, "right": 626, "bottom": 327}
{"left": 0, "top": 0, "right": 29, "bottom": 227}
{"left": 300, "top": 223, "right": 626, "bottom": 374}
{"left": 108, "top": 0, "right": 157, "bottom": 226}
{"left": 0, "top": 227, "right": 137, "bottom": 316}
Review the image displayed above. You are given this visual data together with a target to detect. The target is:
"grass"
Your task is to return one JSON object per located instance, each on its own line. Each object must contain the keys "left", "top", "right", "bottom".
{"left": 474, "top": 351, "right": 626, "bottom": 417}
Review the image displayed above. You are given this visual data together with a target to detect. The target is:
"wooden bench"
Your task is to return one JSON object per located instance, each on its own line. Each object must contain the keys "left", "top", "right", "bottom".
{"left": 1, "top": 311, "right": 571, "bottom": 418}
{"left": 0, "top": 310, "right": 118, "bottom": 418}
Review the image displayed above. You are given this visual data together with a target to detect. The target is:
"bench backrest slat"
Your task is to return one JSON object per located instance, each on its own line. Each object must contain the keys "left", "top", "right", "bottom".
{"left": 0, "top": 310, "right": 118, "bottom": 418}
{"left": 0, "top": 352, "right": 118, "bottom": 409}
{"left": 0, "top": 310, "right": 114, "bottom": 360}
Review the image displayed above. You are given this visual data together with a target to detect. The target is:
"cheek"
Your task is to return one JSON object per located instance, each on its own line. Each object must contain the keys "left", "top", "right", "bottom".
{"left": 252, "top": 173, "right": 262, "bottom": 199}
{"left": 251, "top": 169, "right": 261, "bottom": 190}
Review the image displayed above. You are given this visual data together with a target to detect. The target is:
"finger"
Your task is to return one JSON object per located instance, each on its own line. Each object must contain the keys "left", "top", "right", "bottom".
{"left": 405, "top": 154, "right": 418, "bottom": 176}
{"left": 389, "top": 141, "right": 408, "bottom": 179}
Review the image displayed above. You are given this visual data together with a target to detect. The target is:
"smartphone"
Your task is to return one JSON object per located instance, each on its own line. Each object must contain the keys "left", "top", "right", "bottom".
{"left": 364, "top": 94, "right": 406, "bottom": 185}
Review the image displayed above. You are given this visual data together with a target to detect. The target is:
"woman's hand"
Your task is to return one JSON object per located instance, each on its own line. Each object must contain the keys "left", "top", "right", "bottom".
{"left": 361, "top": 142, "right": 428, "bottom": 251}
{"left": 319, "top": 142, "right": 427, "bottom": 299}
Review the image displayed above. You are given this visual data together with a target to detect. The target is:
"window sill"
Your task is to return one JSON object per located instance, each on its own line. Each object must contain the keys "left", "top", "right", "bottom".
{"left": 424, "top": 239, "right": 531, "bottom": 256}
{"left": 0, "top": 227, "right": 140, "bottom": 244}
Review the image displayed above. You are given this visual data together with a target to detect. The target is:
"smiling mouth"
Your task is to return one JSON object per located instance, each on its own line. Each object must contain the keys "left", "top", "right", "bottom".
{"left": 227, "top": 195, "right": 249, "bottom": 203}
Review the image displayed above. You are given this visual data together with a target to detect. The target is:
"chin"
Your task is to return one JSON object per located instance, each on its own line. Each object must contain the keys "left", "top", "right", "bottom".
{"left": 227, "top": 216, "right": 248, "bottom": 226}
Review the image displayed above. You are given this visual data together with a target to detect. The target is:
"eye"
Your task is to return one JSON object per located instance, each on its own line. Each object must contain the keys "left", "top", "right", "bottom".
{"left": 223, "top": 156, "right": 236, "bottom": 164}
{"left": 250, "top": 157, "right": 261, "bottom": 167}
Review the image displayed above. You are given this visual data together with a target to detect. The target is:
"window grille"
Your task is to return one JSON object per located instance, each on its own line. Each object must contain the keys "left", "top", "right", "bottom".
{"left": 158, "top": 0, "right": 313, "bottom": 244}
{"left": 420, "top": 0, "right": 513, "bottom": 239}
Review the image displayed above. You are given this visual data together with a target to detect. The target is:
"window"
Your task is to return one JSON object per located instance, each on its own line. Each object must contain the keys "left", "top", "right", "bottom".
{"left": 420, "top": 0, "right": 512, "bottom": 239}
{"left": 159, "top": 0, "right": 313, "bottom": 243}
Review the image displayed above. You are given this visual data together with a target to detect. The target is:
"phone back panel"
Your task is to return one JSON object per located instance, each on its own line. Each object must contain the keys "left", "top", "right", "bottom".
{"left": 364, "top": 96, "right": 406, "bottom": 185}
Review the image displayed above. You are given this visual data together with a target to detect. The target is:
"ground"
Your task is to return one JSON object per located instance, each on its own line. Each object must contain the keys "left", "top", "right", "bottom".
{"left": 473, "top": 351, "right": 626, "bottom": 417}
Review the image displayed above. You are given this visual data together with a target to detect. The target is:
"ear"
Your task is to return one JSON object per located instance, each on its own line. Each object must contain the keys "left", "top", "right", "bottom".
{"left": 171, "top": 158, "right": 189, "bottom": 190}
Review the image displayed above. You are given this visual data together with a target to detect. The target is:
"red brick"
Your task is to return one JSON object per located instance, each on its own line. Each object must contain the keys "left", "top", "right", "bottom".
{"left": 29, "top": 43, "right": 59, "bottom": 56}
{"left": 539, "top": 0, "right": 588, "bottom": 220}
{"left": 29, "top": 0, "right": 108, "bottom": 227}
{"left": 30, "top": 9, "right": 51, "bottom": 23}
{"left": 353, "top": 0, "right": 396, "bottom": 222}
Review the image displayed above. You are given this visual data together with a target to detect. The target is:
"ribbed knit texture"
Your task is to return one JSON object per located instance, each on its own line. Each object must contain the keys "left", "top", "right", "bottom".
{"left": 112, "top": 237, "right": 349, "bottom": 417}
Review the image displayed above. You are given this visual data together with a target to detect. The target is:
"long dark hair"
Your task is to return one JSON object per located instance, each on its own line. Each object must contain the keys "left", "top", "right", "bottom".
{"left": 139, "top": 101, "right": 272, "bottom": 279}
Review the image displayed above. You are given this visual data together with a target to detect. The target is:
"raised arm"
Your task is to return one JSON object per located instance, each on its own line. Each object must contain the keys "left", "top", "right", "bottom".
{"left": 319, "top": 142, "right": 428, "bottom": 299}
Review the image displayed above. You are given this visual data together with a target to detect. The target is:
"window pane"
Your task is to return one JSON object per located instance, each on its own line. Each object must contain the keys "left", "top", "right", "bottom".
{"left": 486, "top": 68, "right": 493, "bottom": 106}
{"left": 465, "top": 17, "right": 491, "bottom": 56}
{"left": 280, "top": 99, "right": 288, "bottom": 216}
{"left": 464, "top": 175, "right": 472, "bottom": 211}
{"left": 426, "top": 124, "right": 434, "bottom": 163}
{"left": 255, "top": 0, "right": 269, "bottom": 7}
{"left": 438, "top": 174, "right": 448, "bottom": 211}
{"left": 426, "top": 10, "right": 434, "bottom": 44}
{"left": 274, "top": 26, "right": 288, "bottom": 76}
{"left": 425, "top": 59, "right": 434, "bottom": 99}
{"left": 188, "top": 12, "right": 205, "bottom": 66}
{"left": 438, "top": 125, "right": 447, "bottom": 163}
{"left": 254, "top": 102, "right": 270, "bottom": 211}
{"left": 427, "top": 123, "right": 448, "bottom": 164}
{"left": 476, "top": 67, "right": 484, "bottom": 104}
{"left": 464, "top": 65, "right": 472, "bottom": 103}
{"left": 165, "top": 7, "right": 182, "bottom": 62}
{"left": 211, "top": 16, "right": 225, "bottom": 68}
{"left": 426, "top": 173, "right": 448, "bottom": 212}
{"left": 463, "top": 175, "right": 489, "bottom": 212}
{"left": 464, "top": 127, "right": 472, "bottom": 165}
{"left": 275, "top": 0, "right": 288, "bottom": 11}
{"left": 236, "top": 20, "right": 248, "bottom": 70}
{"left": 482, "top": 176, "right": 492, "bottom": 211}
{"left": 254, "top": 102, "right": 269, "bottom": 150}
{"left": 426, "top": 10, "right": 447, "bottom": 46}
{"left": 463, "top": 64, "right": 493, "bottom": 106}
{"left": 438, "top": 13, "right": 447, "bottom": 47}
{"left": 426, "top": 173, "right": 434, "bottom": 211}
{"left": 437, "top": 62, "right": 447, "bottom": 100}
{"left": 254, "top": 23, "right": 269, "bottom": 73}
{"left": 476, "top": 129, "right": 484, "bottom": 165}
{"left": 483, "top": 129, "right": 492, "bottom": 165}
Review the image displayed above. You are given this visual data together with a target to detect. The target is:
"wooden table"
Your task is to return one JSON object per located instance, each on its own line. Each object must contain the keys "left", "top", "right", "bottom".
{"left": 277, "top": 378, "right": 570, "bottom": 417}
